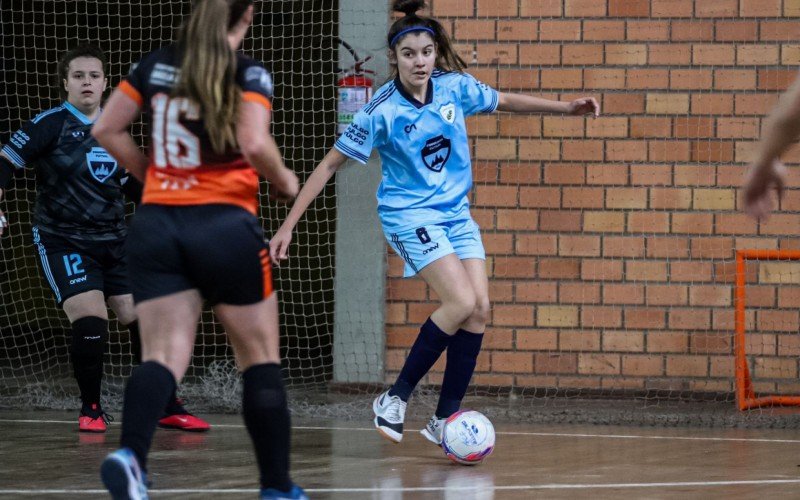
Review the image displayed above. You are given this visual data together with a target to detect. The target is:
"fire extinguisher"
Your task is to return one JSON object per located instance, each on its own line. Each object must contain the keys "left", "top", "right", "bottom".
{"left": 337, "top": 38, "right": 375, "bottom": 136}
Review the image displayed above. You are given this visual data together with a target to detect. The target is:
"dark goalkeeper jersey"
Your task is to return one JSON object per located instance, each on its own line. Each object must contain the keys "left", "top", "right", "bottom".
{"left": 1, "top": 102, "right": 135, "bottom": 241}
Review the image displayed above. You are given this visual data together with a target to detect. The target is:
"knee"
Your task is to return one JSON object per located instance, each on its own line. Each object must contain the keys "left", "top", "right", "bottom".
{"left": 470, "top": 296, "right": 491, "bottom": 326}
{"left": 447, "top": 292, "right": 477, "bottom": 325}
{"left": 71, "top": 316, "right": 108, "bottom": 359}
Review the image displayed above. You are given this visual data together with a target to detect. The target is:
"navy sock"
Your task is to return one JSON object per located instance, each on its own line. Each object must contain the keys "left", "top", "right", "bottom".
{"left": 242, "top": 363, "right": 292, "bottom": 492}
{"left": 436, "top": 329, "right": 484, "bottom": 419}
{"left": 126, "top": 321, "right": 142, "bottom": 364}
{"left": 120, "top": 361, "right": 176, "bottom": 469}
{"left": 388, "top": 317, "right": 452, "bottom": 402}
{"left": 70, "top": 317, "right": 108, "bottom": 406}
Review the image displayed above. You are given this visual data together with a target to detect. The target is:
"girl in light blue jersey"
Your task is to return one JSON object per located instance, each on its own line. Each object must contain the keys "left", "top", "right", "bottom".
{"left": 271, "top": 0, "right": 599, "bottom": 447}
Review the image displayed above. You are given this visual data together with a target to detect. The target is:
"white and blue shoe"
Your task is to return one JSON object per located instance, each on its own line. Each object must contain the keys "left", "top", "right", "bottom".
{"left": 420, "top": 415, "right": 446, "bottom": 446}
{"left": 260, "top": 484, "right": 308, "bottom": 499}
{"left": 100, "top": 448, "right": 148, "bottom": 500}
{"left": 373, "top": 390, "right": 407, "bottom": 443}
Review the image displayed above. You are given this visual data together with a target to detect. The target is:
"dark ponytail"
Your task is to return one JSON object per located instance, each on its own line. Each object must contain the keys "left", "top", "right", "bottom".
{"left": 387, "top": 0, "right": 466, "bottom": 75}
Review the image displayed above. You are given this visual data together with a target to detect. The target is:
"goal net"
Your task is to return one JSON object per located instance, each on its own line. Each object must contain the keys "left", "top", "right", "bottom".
{"left": 2, "top": 0, "right": 799, "bottom": 426}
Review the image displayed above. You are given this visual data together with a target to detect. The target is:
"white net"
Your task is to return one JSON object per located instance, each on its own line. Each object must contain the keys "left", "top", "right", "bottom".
{"left": 2, "top": 0, "right": 800, "bottom": 426}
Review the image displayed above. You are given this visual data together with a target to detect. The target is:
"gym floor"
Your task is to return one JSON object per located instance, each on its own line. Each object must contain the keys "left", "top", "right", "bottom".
{"left": 1, "top": 410, "right": 800, "bottom": 499}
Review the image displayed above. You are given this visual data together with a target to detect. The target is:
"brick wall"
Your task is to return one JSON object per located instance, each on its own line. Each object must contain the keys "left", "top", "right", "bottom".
{"left": 384, "top": 0, "right": 800, "bottom": 398}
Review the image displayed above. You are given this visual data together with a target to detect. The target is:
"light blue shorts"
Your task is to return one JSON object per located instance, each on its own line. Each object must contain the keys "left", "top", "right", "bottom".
{"left": 385, "top": 218, "right": 485, "bottom": 278}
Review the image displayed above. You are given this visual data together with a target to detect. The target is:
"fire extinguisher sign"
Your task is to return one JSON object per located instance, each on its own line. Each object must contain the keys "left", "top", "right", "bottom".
{"left": 337, "top": 81, "right": 373, "bottom": 136}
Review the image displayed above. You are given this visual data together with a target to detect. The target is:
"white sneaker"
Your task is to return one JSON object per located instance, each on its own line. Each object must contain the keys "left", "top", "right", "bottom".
{"left": 420, "top": 415, "right": 446, "bottom": 446}
{"left": 373, "top": 390, "right": 407, "bottom": 443}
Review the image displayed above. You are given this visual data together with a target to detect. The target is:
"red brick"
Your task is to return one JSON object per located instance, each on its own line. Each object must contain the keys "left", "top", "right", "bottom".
{"left": 498, "top": 115, "right": 541, "bottom": 136}
{"left": 543, "top": 163, "right": 585, "bottom": 184}
{"left": 560, "top": 282, "right": 601, "bottom": 303}
{"left": 647, "top": 331, "right": 689, "bottom": 353}
{"left": 717, "top": 117, "right": 760, "bottom": 139}
{"left": 560, "top": 330, "right": 601, "bottom": 351}
{"left": 738, "top": 45, "right": 780, "bottom": 66}
{"left": 553, "top": 187, "right": 604, "bottom": 208}
{"left": 492, "top": 305, "right": 535, "bottom": 327}
{"left": 690, "top": 141, "right": 734, "bottom": 163}
{"left": 627, "top": 212, "right": 670, "bottom": 234}
{"left": 608, "top": 0, "right": 649, "bottom": 17}
{"left": 622, "top": 354, "right": 663, "bottom": 376}
{"left": 670, "top": 309, "right": 711, "bottom": 330}
{"left": 587, "top": 163, "right": 629, "bottom": 185}
{"left": 497, "top": 20, "right": 538, "bottom": 41}
{"left": 603, "top": 236, "right": 644, "bottom": 257}
{"left": 519, "top": 0, "right": 563, "bottom": 17}
{"left": 670, "top": 69, "right": 713, "bottom": 90}
{"left": 671, "top": 21, "right": 713, "bottom": 41}
{"left": 387, "top": 278, "right": 427, "bottom": 301}
{"left": 562, "top": 44, "right": 604, "bottom": 65}
{"left": 649, "top": 44, "right": 692, "bottom": 65}
{"left": 519, "top": 139, "right": 560, "bottom": 160}
{"left": 631, "top": 165, "right": 672, "bottom": 185}
{"left": 474, "top": 185, "right": 518, "bottom": 207}
{"left": 517, "top": 329, "right": 558, "bottom": 351}
{"left": 516, "top": 234, "right": 558, "bottom": 255}
{"left": 625, "top": 308, "right": 667, "bottom": 329}
{"left": 604, "top": 93, "right": 645, "bottom": 114}
{"left": 559, "top": 235, "right": 601, "bottom": 257}
{"left": 498, "top": 69, "right": 539, "bottom": 90}
{"left": 540, "top": 20, "right": 582, "bottom": 41}
{"left": 715, "top": 213, "right": 758, "bottom": 235}
{"left": 581, "top": 306, "right": 623, "bottom": 328}
{"left": 604, "top": 284, "right": 645, "bottom": 305}
{"left": 586, "top": 117, "right": 628, "bottom": 138}
{"left": 605, "top": 141, "right": 648, "bottom": 162}
{"left": 454, "top": 20, "right": 496, "bottom": 41}
{"left": 652, "top": 0, "right": 693, "bottom": 17}
{"left": 691, "top": 94, "right": 733, "bottom": 115}
{"left": 543, "top": 116, "right": 584, "bottom": 137}
{"left": 605, "top": 44, "right": 648, "bottom": 65}
{"left": 491, "top": 352, "right": 533, "bottom": 373}
{"left": 714, "top": 69, "right": 757, "bottom": 90}
{"left": 534, "top": 353, "right": 577, "bottom": 374}
{"left": 539, "top": 210, "right": 582, "bottom": 231}
{"left": 565, "top": 0, "right": 606, "bottom": 16}
{"left": 758, "top": 69, "right": 797, "bottom": 91}
{"left": 647, "top": 285, "right": 688, "bottom": 306}
{"left": 579, "top": 353, "right": 621, "bottom": 375}
{"left": 646, "top": 236, "right": 690, "bottom": 258}
{"left": 626, "top": 261, "right": 668, "bottom": 281}
{"left": 431, "top": 0, "right": 472, "bottom": 17}
{"left": 627, "top": 69, "right": 670, "bottom": 89}
{"left": 520, "top": 186, "right": 560, "bottom": 208}
{"left": 519, "top": 45, "right": 561, "bottom": 65}
{"left": 466, "top": 115, "right": 498, "bottom": 136}
{"left": 627, "top": 21, "right": 669, "bottom": 41}
{"left": 516, "top": 282, "right": 558, "bottom": 303}
{"left": 584, "top": 211, "right": 626, "bottom": 233}
{"left": 584, "top": 68, "right": 626, "bottom": 89}
{"left": 606, "top": 187, "right": 647, "bottom": 209}
{"left": 674, "top": 117, "right": 713, "bottom": 138}
{"left": 582, "top": 259, "right": 624, "bottom": 280}
{"left": 650, "top": 188, "right": 692, "bottom": 210}
{"left": 497, "top": 209, "right": 538, "bottom": 230}
{"left": 630, "top": 117, "right": 671, "bottom": 138}
{"left": 476, "top": 44, "right": 518, "bottom": 65}
{"left": 689, "top": 285, "right": 732, "bottom": 307}
{"left": 741, "top": 0, "right": 781, "bottom": 17}
{"left": 540, "top": 69, "right": 583, "bottom": 89}
{"left": 695, "top": 0, "right": 738, "bottom": 18}
{"left": 665, "top": 355, "right": 708, "bottom": 377}
{"left": 673, "top": 213, "right": 714, "bottom": 235}
{"left": 674, "top": 165, "right": 714, "bottom": 187}
{"left": 715, "top": 20, "right": 759, "bottom": 41}
{"left": 476, "top": 0, "right": 517, "bottom": 17}
{"left": 735, "top": 94, "right": 779, "bottom": 115}
{"left": 538, "top": 258, "right": 581, "bottom": 279}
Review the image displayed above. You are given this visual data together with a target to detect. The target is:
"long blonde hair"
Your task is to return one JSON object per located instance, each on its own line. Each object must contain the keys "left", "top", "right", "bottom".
{"left": 173, "top": 0, "right": 253, "bottom": 154}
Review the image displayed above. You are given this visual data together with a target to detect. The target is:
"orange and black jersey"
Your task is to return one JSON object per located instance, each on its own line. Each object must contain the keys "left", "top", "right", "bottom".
{"left": 118, "top": 44, "right": 274, "bottom": 214}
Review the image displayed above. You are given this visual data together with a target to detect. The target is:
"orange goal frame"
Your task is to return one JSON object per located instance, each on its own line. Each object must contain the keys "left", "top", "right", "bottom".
{"left": 735, "top": 249, "right": 800, "bottom": 411}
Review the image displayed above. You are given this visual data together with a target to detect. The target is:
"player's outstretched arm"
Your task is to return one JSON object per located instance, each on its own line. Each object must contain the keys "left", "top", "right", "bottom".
{"left": 236, "top": 100, "right": 299, "bottom": 202}
{"left": 744, "top": 75, "right": 800, "bottom": 220}
{"left": 496, "top": 92, "right": 599, "bottom": 117}
{"left": 92, "top": 90, "right": 148, "bottom": 181}
{"left": 269, "top": 148, "right": 348, "bottom": 263}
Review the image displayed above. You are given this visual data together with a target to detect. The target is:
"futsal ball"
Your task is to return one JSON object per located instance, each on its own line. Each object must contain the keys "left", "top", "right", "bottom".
{"left": 441, "top": 410, "right": 495, "bottom": 465}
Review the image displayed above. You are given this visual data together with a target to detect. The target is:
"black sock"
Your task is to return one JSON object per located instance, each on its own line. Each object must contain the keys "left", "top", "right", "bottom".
{"left": 120, "top": 361, "right": 176, "bottom": 469}
{"left": 70, "top": 317, "right": 108, "bottom": 406}
{"left": 436, "top": 329, "right": 484, "bottom": 419}
{"left": 388, "top": 317, "right": 452, "bottom": 401}
{"left": 126, "top": 320, "right": 142, "bottom": 364}
{"left": 242, "top": 363, "right": 292, "bottom": 492}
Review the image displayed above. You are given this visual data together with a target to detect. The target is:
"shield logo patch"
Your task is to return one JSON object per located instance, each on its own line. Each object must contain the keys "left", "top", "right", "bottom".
{"left": 439, "top": 103, "right": 455, "bottom": 124}
{"left": 421, "top": 135, "right": 451, "bottom": 172}
{"left": 86, "top": 147, "right": 117, "bottom": 183}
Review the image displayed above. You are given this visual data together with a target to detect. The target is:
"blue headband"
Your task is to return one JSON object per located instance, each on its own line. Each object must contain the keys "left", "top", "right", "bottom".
{"left": 390, "top": 26, "right": 435, "bottom": 47}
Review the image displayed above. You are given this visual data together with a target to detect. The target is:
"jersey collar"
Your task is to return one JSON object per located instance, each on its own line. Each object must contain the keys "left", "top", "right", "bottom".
{"left": 63, "top": 101, "right": 101, "bottom": 125}
{"left": 394, "top": 76, "right": 433, "bottom": 109}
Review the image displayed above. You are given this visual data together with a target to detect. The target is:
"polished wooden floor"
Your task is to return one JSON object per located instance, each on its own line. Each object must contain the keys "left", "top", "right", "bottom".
{"left": 1, "top": 410, "right": 800, "bottom": 499}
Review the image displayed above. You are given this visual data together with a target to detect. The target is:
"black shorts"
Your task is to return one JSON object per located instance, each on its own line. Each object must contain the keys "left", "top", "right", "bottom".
{"left": 127, "top": 204, "right": 273, "bottom": 306}
{"left": 31, "top": 226, "right": 131, "bottom": 305}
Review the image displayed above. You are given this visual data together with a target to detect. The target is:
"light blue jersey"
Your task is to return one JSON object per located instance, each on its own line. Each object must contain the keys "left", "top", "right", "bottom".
{"left": 335, "top": 71, "right": 499, "bottom": 233}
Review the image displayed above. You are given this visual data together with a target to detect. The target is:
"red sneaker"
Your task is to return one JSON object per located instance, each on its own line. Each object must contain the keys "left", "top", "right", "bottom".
{"left": 158, "top": 398, "right": 210, "bottom": 432}
{"left": 79, "top": 403, "right": 112, "bottom": 433}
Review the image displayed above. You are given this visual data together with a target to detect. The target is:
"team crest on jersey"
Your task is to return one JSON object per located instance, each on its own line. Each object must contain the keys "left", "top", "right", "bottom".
{"left": 439, "top": 103, "right": 455, "bottom": 124}
{"left": 86, "top": 147, "right": 117, "bottom": 183}
{"left": 421, "top": 135, "right": 451, "bottom": 172}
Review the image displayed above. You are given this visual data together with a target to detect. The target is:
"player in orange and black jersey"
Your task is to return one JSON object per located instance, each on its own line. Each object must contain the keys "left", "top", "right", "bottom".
{"left": 92, "top": 1, "right": 305, "bottom": 499}
{"left": 0, "top": 45, "right": 208, "bottom": 435}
